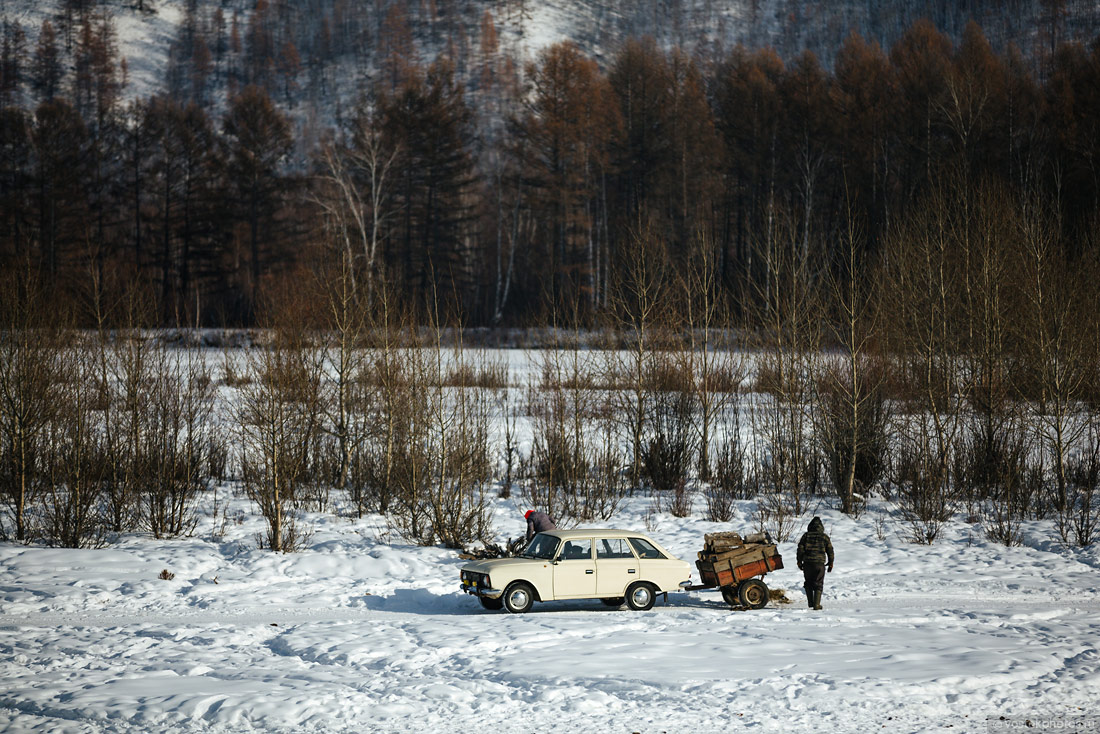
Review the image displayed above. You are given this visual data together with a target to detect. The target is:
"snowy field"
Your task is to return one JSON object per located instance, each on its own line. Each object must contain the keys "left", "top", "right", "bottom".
{"left": 2, "top": 491, "right": 1099, "bottom": 734}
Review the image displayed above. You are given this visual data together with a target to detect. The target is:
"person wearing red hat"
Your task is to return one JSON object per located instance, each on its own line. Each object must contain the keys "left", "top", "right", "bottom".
{"left": 525, "top": 509, "right": 556, "bottom": 540}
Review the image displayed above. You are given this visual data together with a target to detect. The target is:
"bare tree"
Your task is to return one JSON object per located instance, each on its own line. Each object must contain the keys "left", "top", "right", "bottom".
{"left": 1015, "top": 193, "right": 1095, "bottom": 543}
{"left": 679, "top": 228, "right": 744, "bottom": 482}
{"left": 604, "top": 224, "right": 669, "bottom": 490}
{"left": 816, "top": 202, "right": 887, "bottom": 515}
{"left": 236, "top": 324, "right": 325, "bottom": 552}
{"left": 0, "top": 275, "right": 64, "bottom": 542}
{"left": 312, "top": 109, "right": 398, "bottom": 304}
{"left": 748, "top": 205, "right": 821, "bottom": 539}
{"left": 884, "top": 183, "right": 971, "bottom": 543}
{"left": 317, "top": 256, "right": 371, "bottom": 495}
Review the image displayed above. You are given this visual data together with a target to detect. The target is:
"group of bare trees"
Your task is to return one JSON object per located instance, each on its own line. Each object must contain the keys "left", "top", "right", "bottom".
{"left": 1, "top": 232, "right": 1097, "bottom": 552}
{"left": 0, "top": 279, "right": 219, "bottom": 548}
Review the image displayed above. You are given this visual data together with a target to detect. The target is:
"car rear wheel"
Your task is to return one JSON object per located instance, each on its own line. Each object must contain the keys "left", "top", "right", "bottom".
{"left": 503, "top": 582, "right": 535, "bottom": 614}
{"left": 625, "top": 582, "right": 656, "bottom": 611}
{"left": 738, "top": 578, "right": 769, "bottom": 609}
{"left": 479, "top": 596, "right": 503, "bottom": 611}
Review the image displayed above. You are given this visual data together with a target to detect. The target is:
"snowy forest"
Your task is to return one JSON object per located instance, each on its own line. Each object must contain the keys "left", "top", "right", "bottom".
{"left": 1, "top": 0, "right": 1099, "bottom": 553}
{"left": 0, "top": 0, "right": 1098, "bottom": 325}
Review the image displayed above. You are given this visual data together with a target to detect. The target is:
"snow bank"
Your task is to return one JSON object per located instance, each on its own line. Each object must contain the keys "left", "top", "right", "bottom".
{"left": 2, "top": 495, "right": 1099, "bottom": 733}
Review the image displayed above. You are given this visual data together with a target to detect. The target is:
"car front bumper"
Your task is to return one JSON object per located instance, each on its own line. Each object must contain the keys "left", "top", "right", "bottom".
{"left": 460, "top": 583, "right": 503, "bottom": 599}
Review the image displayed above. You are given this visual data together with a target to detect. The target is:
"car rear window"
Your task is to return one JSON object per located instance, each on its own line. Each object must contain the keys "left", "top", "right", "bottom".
{"left": 628, "top": 537, "right": 666, "bottom": 559}
{"left": 597, "top": 538, "right": 634, "bottom": 559}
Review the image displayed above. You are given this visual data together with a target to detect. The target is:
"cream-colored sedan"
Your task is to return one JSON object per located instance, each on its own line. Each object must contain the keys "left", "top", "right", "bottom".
{"left": 460, "top": 529, "right": 692, "bottom": 613}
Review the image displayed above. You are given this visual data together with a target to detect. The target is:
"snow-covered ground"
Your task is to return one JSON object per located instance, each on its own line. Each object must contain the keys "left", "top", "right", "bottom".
{"left": 2, "top": 491, "right": 1098, "bottom": 734}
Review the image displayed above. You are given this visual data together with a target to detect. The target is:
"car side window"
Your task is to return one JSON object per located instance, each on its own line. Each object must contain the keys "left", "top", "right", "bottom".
{"left": 559, "top": 538, "right": 592, "bottom": 560}
{"left": 628, "top": 537, "right": 666, "bottom": 560}
{"left": 597, "top": 538, "right": 634, "bottom": 559}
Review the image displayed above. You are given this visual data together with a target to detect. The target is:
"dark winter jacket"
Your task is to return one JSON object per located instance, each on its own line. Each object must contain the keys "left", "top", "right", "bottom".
{"left": 526, "top": 511, "right": 557, "bottom": 540}
{"left": 797, "top": 517, "right": 834, "bottom": 567}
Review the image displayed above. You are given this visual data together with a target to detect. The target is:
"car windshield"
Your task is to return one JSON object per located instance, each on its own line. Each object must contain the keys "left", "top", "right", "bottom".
{"left": 521, "top": 533, "right": 560, "bottom": 560}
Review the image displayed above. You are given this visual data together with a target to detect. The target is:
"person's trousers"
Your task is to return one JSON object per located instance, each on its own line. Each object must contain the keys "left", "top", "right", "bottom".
{"left": 802, "top": 562, "right": 825, "bottom": 592}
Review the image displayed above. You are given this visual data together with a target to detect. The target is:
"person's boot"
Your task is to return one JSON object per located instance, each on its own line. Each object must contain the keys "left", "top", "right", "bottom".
{"left": 813, "top": 590, "right": 823, "bottom": 610}
{"left": 805, "top": 587, "right": 813, "bottom": 609}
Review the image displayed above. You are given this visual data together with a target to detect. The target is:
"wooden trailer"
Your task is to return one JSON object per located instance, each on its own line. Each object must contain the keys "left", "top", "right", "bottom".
{"left": 685, "top": 532, "right": 784, "bottom": 609}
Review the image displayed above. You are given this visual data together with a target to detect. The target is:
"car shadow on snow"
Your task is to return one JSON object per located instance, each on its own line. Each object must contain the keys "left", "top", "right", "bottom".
{"left": 363, "top": 588, "right": 495, "bottom": 615}
{"left": 364, "top": 588, "right": 745, "bottom": 615}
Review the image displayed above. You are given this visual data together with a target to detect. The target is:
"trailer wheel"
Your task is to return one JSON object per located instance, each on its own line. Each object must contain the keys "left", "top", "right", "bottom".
{"left": 720, "top": 585, "right": 740, "bottom": 606}
{"left": 738, "top": 578, "right": 769, "bottom": 609}
{"left": 625, "top": 582, "right": 657, "bottom": 611}
{"left": 479, "top": 596, "right": 503, "bottom": 611}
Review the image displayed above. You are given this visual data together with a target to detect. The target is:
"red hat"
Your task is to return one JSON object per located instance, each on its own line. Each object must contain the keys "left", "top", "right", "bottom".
{"left": 525, "top": 510, "right": 534, "bottom": 520}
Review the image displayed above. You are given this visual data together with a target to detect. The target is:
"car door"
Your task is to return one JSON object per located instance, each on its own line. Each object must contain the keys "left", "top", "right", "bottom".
{"left": 552, "top": 538, "right": 597, "bottom": 599}
{"left": 594, "top": 537, "right": 638, "bottom": 596}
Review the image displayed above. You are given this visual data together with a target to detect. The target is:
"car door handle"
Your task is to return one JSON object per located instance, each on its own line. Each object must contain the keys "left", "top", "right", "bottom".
{"left": 585, "top": 569, "right": 594, "bottom": 574}
{"left": 628, "top": 569, "right": 636, "bottom": 573}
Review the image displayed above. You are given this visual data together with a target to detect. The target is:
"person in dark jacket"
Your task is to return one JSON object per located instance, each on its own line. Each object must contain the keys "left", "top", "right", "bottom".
{"left": 525, "top": 510, "right": 556, "bottom": 541}
{"left": 796, "top": 516, "right": 834, "bottom": 610}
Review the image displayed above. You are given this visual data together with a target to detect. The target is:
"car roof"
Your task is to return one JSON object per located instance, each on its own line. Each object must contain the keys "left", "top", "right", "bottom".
{"left": 542, "top": 529, "right": 652, "bottom": 540}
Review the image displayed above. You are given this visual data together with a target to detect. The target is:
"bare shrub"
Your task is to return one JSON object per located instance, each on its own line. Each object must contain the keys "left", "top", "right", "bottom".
{"left": 705, "top": 435, "right": 748, "bottom": 522}
{"left": 236, "top": 327, "right": 325, "bottom": 553}
{"left": 441, "top": 361, "right": 508, "bottom": 389}
{"left": 891, "top": 419, "right": 957, "bottom": 544}
{"left": 1060, "top": 423, "right": 1100, "bottom": 547}
{"left": 42, "top": 347, "right": 109, "bottom": 548}
{"left": 882, "top": 183, "right": 972, "bottom": 542}
{"left": 951, "top": 421, "right": 1041, "bottom": 547}
{"left": 357, "top": 300, "right": 422, "bottom": 516}
{"left": 387, "top": 333, "right": 496, "bottom": 548}
{"left": 661, "top": 481, "right": 695, "bottom": 518}
{"left": 523, "top": 336, "right": 626, "bottom": 524}
{"left": 497, "top": 390, "right": 519, "bottom": 499}
{"left": 141, "top": 350, "right": 216, "bottom": 538}
{"left": 642, "top": 386, "right": 695, "bottom": 493}
{"left": 746, "top": 203, "right": 822, "bottom": 520}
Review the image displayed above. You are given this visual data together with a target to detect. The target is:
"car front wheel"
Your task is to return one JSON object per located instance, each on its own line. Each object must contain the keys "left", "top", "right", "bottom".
{"left": 625, "top": 582, "right": 657, "bottom": 611}
{"left": 503, "top": 582, "right": 535, "bottom": 614}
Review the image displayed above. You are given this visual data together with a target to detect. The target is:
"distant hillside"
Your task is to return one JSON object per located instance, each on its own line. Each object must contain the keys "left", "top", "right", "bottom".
{"left": 2, "top": 0, "right": 1097, "bottom": 110}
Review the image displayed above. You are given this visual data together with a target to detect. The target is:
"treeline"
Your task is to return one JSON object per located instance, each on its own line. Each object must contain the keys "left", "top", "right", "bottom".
{"left": 2, "top": 211, "right": 1098, "bottom": 551}
{"left": 1, "top": 9, "right": 1100, "bottom": 326}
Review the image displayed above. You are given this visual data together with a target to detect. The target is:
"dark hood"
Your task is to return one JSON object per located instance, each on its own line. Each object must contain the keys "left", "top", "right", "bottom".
{"left": 808, "top": 516, "right": 824, "bottom": 532}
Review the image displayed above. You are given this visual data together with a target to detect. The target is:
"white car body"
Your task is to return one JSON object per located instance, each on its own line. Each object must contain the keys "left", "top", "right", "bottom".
{"left": 460, "top": 529, "right": 692, "bottom": 613}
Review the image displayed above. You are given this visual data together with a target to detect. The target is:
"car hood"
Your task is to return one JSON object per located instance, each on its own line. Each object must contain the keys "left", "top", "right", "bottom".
{"left": 461, "top": 557, "right": 549, "bottom": 575}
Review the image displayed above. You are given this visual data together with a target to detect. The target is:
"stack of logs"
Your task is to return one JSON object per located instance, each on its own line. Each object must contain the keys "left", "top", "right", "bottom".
{"left": 696, "top": 532, "right": 783, "bottom": 587}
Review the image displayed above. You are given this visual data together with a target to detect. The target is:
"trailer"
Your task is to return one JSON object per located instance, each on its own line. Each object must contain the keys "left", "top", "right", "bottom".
{"left": 683, "top": 532, "right": 784, "bottom": 609}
